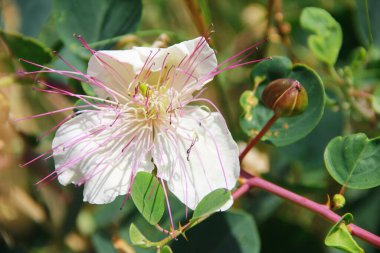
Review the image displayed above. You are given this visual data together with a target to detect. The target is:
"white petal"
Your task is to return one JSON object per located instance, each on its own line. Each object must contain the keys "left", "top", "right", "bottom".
{"left": 52, "top": 110, "right": 153, "bottom": 204}
{"left": 87, "top": 50, "right": 143, "bottom": 100}
{"left": 87, "top": 37, "right": 217, "bottom": 101}
{"left": 134, "top": 37, "right": 217, "bottom": 92}
{"left": 152, "top": 107, "right": 239, "bottom": 210}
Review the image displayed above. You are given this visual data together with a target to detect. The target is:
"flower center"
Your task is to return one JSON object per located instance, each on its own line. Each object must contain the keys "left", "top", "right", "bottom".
{"left": 131, "top": 83, "right": 171, "bottom": 122}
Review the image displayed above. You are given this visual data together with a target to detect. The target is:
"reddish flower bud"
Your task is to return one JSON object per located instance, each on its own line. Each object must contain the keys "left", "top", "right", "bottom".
{"left": 262, "top": 78, "right": 308, "bottom": 117}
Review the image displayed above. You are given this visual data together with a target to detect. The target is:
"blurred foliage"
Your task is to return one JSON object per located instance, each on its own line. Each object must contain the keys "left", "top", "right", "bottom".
{"left": 0, "top": 0, "right": 380, "bottom": 253}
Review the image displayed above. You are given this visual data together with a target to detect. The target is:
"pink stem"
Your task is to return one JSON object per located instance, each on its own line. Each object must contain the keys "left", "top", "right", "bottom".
{"left": 239, "top": 114, "right": 278, "bottom": 163}
{"left": 232, "top": 175, "right": 380, "bottom": 248}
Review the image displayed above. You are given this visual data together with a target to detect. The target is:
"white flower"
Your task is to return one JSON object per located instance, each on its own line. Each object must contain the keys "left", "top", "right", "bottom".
{"left": 20, "top": 36, "right": 265, "bottom": 211}
{"left": 48, "top": 37, "right": 240, "bottom": 210}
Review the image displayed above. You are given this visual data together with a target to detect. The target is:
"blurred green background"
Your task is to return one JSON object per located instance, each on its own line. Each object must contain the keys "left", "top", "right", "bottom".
{"left": 1, "top": 0, "right": 380, "bottom": 252}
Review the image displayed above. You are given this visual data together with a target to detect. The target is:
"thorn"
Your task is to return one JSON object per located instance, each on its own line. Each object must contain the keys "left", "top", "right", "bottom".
{"left": 325, "top": 194, "right": 331, "bottom": 208}
{"left": 178, "top": 223, "right": 188, "bottom": 241}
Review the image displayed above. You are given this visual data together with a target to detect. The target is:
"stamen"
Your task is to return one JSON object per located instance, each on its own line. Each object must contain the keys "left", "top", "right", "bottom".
{"left": 122, "top": 136, "right": 136, "bottom": 153}
{"left": 74, "top": 34, "right": 96, "bottom": 55}
{"left": 156, "top": 52, "right": 170, "bottom": 88}
{"left": 186, "top": 135, "right": 199, "bottom": 161}
{"left": 52, "top": 50, "right": 82, "bottom": 73}
{"left": 160, "top": 178, "right": 176, "bottom": 237}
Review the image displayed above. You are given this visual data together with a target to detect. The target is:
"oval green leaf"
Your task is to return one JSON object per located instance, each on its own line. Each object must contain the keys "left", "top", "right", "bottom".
{"left": 241, "top": 57, "right": 325, "bottom": 146}
{"left": 324, "top": 133, "right": 380, "bottom": 189}
{"left": 191, "top": 189, "right": 231, "bottom": 222}
{"left": 131, "top": 172, "right": 165, "bottom": 225}
{"left": 300, "top": 7, "right": 342, "bottom": 66}
{"left": 53, "top": 0, "right": 142, "bottom": 55}
{"left": 0, "top": 29, "right": 53, "bottom": 72}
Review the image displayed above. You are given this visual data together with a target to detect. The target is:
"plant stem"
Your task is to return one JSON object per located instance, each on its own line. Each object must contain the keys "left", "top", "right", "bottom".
{"left": 183, "top": 0, "right": 209, "bottom": 37}
{"left": 239, "top": 114, "right": 278, "bottom": 163}
{"left": 233, "top": 175, "right": 380, "bottom": 248}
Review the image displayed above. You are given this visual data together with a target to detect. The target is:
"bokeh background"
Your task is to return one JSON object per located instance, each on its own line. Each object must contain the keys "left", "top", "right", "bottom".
{"left": 1, "top": 0, "right": 380, "bottom": 252}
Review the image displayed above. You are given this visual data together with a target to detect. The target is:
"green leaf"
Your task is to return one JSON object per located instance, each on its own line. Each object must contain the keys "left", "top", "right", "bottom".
{"left": 160, "top": 245, "right": 173, "bottom": 253}
{"left": 240, "top": 90, "right": 258, "bottom": 122}
{"left": 191, "top": 189, "right": 231, "bottom": 222}
{"left": 325, "top": 213, "right": 364, "bottom": 253}
{"left": 81, "top": 82, "right": 97, "bottom": 96}
{"left": 241, "top": 56, "right": 325, "bottom": 147}
{"left": 129, "top": 223, "right": 153, "bottom": 248}
{"left": 53, "top": 0, "right": 142, "bottom": 55}
{"left": 371, "top": 85, "right": 380, "bottom": 113}
{"left": 14, "top": 0, "right": 52, "bottom": 37}
{"left": 300, "top": 7, "right": 342, "bottom": 66}
{"left": 0, "top": 30, "right": 53, "bottom": 72}
{"left": 172, "top": 210, "right": 260, "bottom": 253}
{"left": 250, "top": 56, "right": 292, "bottom": 82}
{"left": 131, "top": 172, "right": 165, "bottom": 225}
{"left": 324, "top": 133, "right": 380, "bottom": 189}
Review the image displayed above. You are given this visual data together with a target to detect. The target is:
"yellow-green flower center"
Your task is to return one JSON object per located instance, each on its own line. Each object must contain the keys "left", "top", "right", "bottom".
{"left": 132, "top": 83, "right": 171, "bottom": 122}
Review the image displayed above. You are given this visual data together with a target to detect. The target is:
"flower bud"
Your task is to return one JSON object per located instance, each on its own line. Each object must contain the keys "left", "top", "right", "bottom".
{"left": 262, "top": 78, "right": 308, "bottom": 117}
{"left": 333, "top": 194, "right": 346, "bottom": 210}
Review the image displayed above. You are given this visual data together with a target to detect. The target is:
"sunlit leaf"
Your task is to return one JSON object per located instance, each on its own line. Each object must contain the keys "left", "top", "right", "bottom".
{"left": 129, "top": 223, "right": 153, "bottom": 248}
{"left": 131, "top": 172, "right": 165, "bottom": 225}
{"left": 191, "top": 189, "right": 231, "bottom": 222}
{"left": 160, "top": 245, "right": 173, "bottom": 253}
{"left": 324, "top": 133, "right": 380, "bottom": 189}
{"left": 300, "top": 7, "right": 342, "bottom": 65}
{"left": 325, "top": 213, "right": 364, "bottom": 253}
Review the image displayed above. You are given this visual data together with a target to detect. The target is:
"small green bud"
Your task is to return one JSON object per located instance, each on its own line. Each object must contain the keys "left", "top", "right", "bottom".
{"left": 333, "top": 194, "right": 346, "bottom": 209}
{"left": 262, "top": 78, "right": 308, "bottom": 117}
